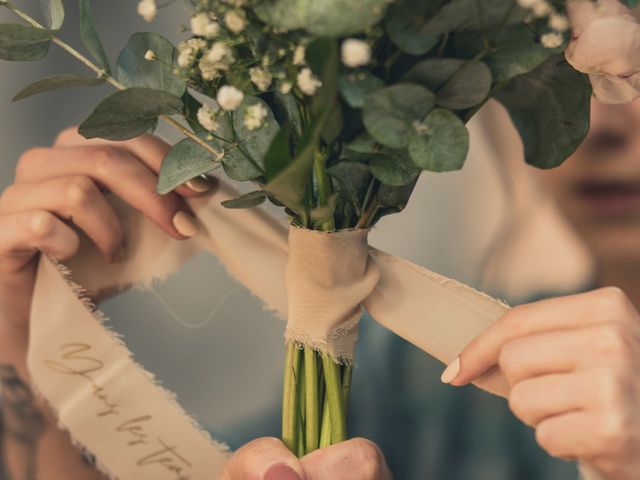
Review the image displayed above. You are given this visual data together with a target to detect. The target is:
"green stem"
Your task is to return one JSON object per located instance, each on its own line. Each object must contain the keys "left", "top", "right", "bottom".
{"left": 321, "top": 353, "right": 346, "bottom": 444}
{"left": 319, "top": 390, "right": 332, "bottom": 448}
{"left": 342, "top": 365, "right": 353, "bottom": 415}
{"left": 304, "top": 348, "right": 320, "bottom": 454}
{"left": 313, "top": 149, "right": 335, "bottom": 231}
{"left": 1, "top": 1, "right": 224, "bottom": 161}
{"left": 282, "top": 343, "right": 301, "bottom": 453}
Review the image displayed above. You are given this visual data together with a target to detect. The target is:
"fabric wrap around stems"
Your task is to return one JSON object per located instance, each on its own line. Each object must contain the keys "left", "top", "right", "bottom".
{"left": 27, "top": 180, "right": 597, "bottom": 479}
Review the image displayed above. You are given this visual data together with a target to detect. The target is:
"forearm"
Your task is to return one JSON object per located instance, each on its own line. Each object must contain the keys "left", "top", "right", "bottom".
{"left": 0, "top": 325, "right": 106, "bottom": 480}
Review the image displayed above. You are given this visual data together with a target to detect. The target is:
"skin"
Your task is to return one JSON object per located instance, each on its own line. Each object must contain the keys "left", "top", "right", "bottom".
{"left": 446, "top": 98, "right": 640, "bottom": 480}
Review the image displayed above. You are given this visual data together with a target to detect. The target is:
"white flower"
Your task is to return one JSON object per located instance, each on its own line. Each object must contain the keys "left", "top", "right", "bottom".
{"left": 191, "top": 12, "right": 220, "bottom": 37}
{"left": 197, "top": 104, "right": 219, "bottom": 132}
{"left": 177, "top": 43, "right": 196, "bottom": 68}
{"left": 532, "top": 0, "right": 552, "bottom": 18}
{"left": 187, "top": 38, "right": 207, "bottom": 52}
{"left": 549, "top": 13, "right": 570, "bottom": 32}
{"left": 243, "top": 103, "right": 269, "bottom": 131}
{"left": 293, "top": 45, "right": 305, "bottom": 65}
{"left": 341, "top": 38, "right": 371, "bottom": 68}
{"left": 144, "top": 49, "right": 156, "bottom": 61}
{"left": 279, "top": 81, "right": 293, "bottom": 94}
{"left": 249, "top": 67, "right": 273, "bottom": 92}
{"left": 566, "top": 0, "right": 640, "bottom": 103}
{"left": 541, "top": 32, "right": 564, "bottom": 48}
{"left": 217, "top": 85, "right": 244, "bottom": 111}
{"left": 517, "top": 0, "right": 539, "bottom": 8}
{"left": 137, "top": 0, "right": 157, "bottom": 22}
{"left": 198, "top": 56, "right": 220, "bottom": 80}
{"left": 225, "top": 10, "right": 246, "bottom": 34}
{"left": 198, "top": 42, "right": 234, "bottom": 80}
{"left": 297, "top": 67, "right": 322, "bottom": 96}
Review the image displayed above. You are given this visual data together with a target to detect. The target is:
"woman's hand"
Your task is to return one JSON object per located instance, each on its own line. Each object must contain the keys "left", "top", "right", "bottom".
{"left": 221, "top": 437, "right": 393, "bottom": 480}
{"left": 0, "top": 126, "right": 216, "bottom": 337}
{"left": 443, "top": 287, "right": 640, "bottom": 480}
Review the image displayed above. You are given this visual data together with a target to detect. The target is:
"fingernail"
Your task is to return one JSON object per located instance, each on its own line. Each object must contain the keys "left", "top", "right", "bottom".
{"left": 441, "top": 357, "right": 460, "bottom": 384}
{"left": 264, "top": 463, "right": 301, "bottom": 480}
{"left": 172, "top": 211, "right": 199, "bottom": 237}
{"left": 185, "top": 175, "right": 212, "bottom": 193}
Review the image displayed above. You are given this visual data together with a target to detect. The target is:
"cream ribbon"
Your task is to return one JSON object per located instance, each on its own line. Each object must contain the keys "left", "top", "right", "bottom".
{"left": 27, "top": 180, "right": 595, "bottom": 479}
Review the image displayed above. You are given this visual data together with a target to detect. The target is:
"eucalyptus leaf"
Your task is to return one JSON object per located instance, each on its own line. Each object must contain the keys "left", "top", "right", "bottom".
{"left": 221, "top": 190, "right": 267, "bottom": 209}
{"left": 375, "top": 179, "right": 418, "bottom": 222}
{"left": 345, "top": 132, "right": 378, "bottom": 154}
{"left": 363, "top": 84, "right": 435, "bottom": 149}
{"left": 157, "top": 138, "right": 220, "bottom": 194}
{"left": 369, "top": 151, "right": 420, "bottom": 186}
{"left": 13, "top": 74, "right": 105, "bottom": 101}
{"left": 384, "top": 0, "right": 442, "bottom": 55}
{"left": 79, "top": 0, "right": 110, "bottom": 73}
{"left": 408, "top": 108, "right": 469, "bottom": 172}
{"left": 423, "top": 0, "right": 527, "bottom": 35}
{"left": 273, "top": 91, "right": 303, "bottom": 138}
{"left": 117, "top": 32, "right": 186, "bottom": 97}
{"left": 264, "top": 126, "right": 292, "bottom": 180}
{"left": 404, "top": 58, "right": 492, "bottom": 110}
{"left": 40, "top": 0, "right": 64, "bottom": 30}
{"left": 255, "top": 0, "right": 392, "bottom": 36}
{"left": 338, "top": 72, "right": 384, "bottom": 109}
{"left": 328, "top": 161, "right": 372, "bottom": 216}
{"left": 454, "top": 24, "right": 555, "bottom": 83}
{"left": 0, "top": 24, "right": 52, "bottom": 61}
{"left": 79, "top": 88, "right": 183, "bottom": 140}
{"left": 494, "top": 54, "right": 591, "bottom": 169}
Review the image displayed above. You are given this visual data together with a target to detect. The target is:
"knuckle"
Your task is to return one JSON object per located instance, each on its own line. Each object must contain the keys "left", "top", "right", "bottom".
{"left": 93, "top": 146, "right": 126, "bottom": 177}
{"left": 349, "top": 438, "right": 386, "bottom": 477}
{"left": 596, "top": 410, "right": 629, "bottom": 456}
{"left": 66, "top": 176, "right": 98, "bottom": 208}
{"left": 498, "top": 342, "right": 520, "bottom": 378}
{"left": 597, "top": 286, "right": 633, "bottom": 317}
{"left": 596, "top": 323, "right": 632, "bottom": 359}
{"left": 26, "top": 211, "right": 57, "bottom": 240}
{"left": 508, "top": 383, "right": 530, "bottom": 421}
{"left": 15, "top": 147, "right": 45, "bottom": 181}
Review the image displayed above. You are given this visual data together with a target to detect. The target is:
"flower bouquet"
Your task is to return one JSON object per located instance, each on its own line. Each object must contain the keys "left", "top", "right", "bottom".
{"left": 1, "top": 0, "right": 636, "bottom": 464}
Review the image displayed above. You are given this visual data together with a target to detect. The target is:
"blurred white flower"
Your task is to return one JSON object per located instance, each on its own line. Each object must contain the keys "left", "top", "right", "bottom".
{"left": 177, "top": 43, "right": 196, "bottom": 68}
{"left": 541, "top": 32, "right": 564, "bottom": 48}
{"left": 137, "top": 0, "right": 157, "bottom": 22}
{"left": 566, "top": 0, "right": 640, "bottom": 103}
{"left": 250, "top": 67, "right": 273, "bottom": 92}
{"left": 191, "top": 13, "right": 220, "bottom": 37}
{"left": 198, "top": 42, "right": 234, "bottom": 80}
{"left": 243, "top": 103, "right": 269, "bottom": 131}
{"left": 341, "top": 38, "right": 371, "bottom": 68}
{"left": 225, "top": 10, "right": 247, "bottom": 34}
{"left": 297, "top": 67, "right": 322, "bottom": 96}
{"left": 187, "top": 38, "right": 207, "bottom": 52}
{"left": 293, "top": 45, "right": 305, "bottom": 66}
{"left": 217, "top": 85, "right": 244, "bottom": 111}
{"left": 279, "top": 81, "right": 293, "bottom": 94}
{"left": 549, "top": 13, "right": 570, "bottom": 32}
{"left": 517, "top": 0, "right": 539, "bottom": 8}
{"left": 197, "top": 104, "right": 219, "bottom": 132}
{"left": 144, "top": 50, "right": 156, "bottom": 61}
{"left": 532, "top": 0, "right": 552, "bottom": 17}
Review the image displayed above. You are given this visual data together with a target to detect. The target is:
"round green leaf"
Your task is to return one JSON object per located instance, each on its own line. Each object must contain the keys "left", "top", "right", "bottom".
{"left": 408, "top": 108, "right": 469, "bottom": 172}
{"left": 369, "top": 151, "right": 420, "bottom": 186}
{"left": 404, "top": 58, "right": 492, "bottom": 110}
{"left": 338, "top": 72, "right": 384, "bottom": 109}
{"left": 363, "top": 84, "right": 435, "bottom": 149}
{"left": 0, "top": 24, "right": 52, "bottom": 61}
{"left": 117, "top": 33, "right": 186, "bottom": 97}
{"left": 384, "top": 0, "right": 440, "bottom": 55}
{"left": 255, "top": 0, "right": 391, "bottom": 36}
{"left": 79, "top": 88, "right": 183, "bottom": 141}
{"left": 157, "top": 138, "right": 221, "bottom": 195}
{"left": 221, "top": 190, "right": 267, "bottom": 209}
{"left": 423, "top": 0, "right": 527, "bottom": 35}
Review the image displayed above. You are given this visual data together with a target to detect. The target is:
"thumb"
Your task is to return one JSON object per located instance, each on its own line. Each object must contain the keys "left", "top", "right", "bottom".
{"left": 221, "top": 437, "right": 304, "bottom": 480}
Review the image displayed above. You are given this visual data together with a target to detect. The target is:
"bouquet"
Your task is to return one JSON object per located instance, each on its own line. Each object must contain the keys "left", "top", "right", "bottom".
{"left": 1, "top": 0, "right": 637, "bottom": 461}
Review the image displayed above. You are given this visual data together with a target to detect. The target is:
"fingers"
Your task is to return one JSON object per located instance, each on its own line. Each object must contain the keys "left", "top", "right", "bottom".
{"left": 221, "top": 437, "right": 304, "bottom": 480}
{"left": 15, "top": 145, "right": 198, "bottom": 240}
{"left": 53, "top": 126, "right": 218, "bottom": 198}
{"left": 0, "top": 210, "right": 80, "bottom": 271}
{"left": 0, "top": 176, "right": 123, "bottom": 261}
{"left": 302, "top": 438, "right": 393, "bottom": 480}
{"left": 508, "top": 372, "right": 590, "bottom": 427}
{"left": 498, "top": 323, "right": 640, "bottom": 387}
{"left": 449, "top": 288, "right": 638, "bottom": 386}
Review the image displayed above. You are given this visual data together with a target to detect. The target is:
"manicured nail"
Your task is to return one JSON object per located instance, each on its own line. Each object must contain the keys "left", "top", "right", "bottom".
{"left": 441, "top": 357, "right": 460, "bottom": 384}
{"left": 264, "top": 463, "right": 302, "bottom": 480}
{"left": 185, "top": 175, "right": 212, "bottom": 193}
{"left": 172, "top": 211, "right": 199, "bottom": 237}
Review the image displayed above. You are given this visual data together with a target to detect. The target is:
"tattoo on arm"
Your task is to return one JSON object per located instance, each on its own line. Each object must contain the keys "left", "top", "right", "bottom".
{"left": 0, "top": 364, "right": 45, "bottom": 480}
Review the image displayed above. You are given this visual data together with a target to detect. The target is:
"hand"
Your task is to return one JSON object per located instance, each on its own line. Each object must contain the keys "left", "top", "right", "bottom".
{"left": 443, "top": 287, "right": 640, "bottom": 480}
{"left": 221, "top": 437, "right": 393, "bottom": 480}
{"left": 0, "top": 126, "right": 217, "bottom": 338}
